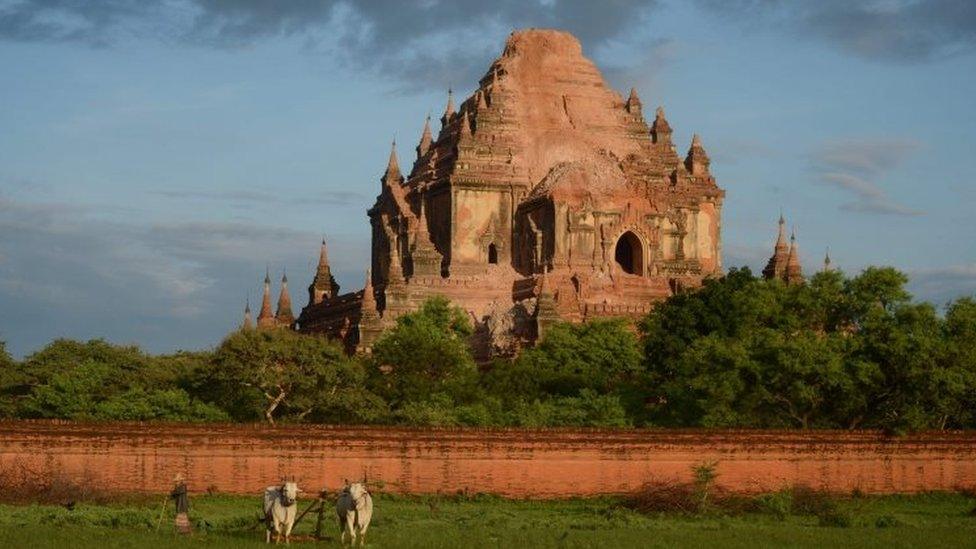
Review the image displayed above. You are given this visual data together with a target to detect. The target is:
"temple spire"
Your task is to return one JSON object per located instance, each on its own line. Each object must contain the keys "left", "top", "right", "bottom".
{"left": 308, "top": 238, "right": 339, "bottom": 305}
{"left": 418, "top": 199, "right": 431, "bottom": 239}
{"left": 361, "top": 268, "right": 376, "bottom": 309}
{"left": 626, "top": 87, "right": 642, "bottom": 115}
{"left": 357, "top": 268, "right": 382, "bottom": 353}
{"left": 775, "top": 213, "right": 787, "bottom": 251}
{"left": 785, "top": 229, "right": 804, "bottom": 285}
{"left": 459, "top": 109, "right": 473, "bottom": 139}
{"left": 651, "top": 106, "right": 672, "bottom": 144}
{"left": 823, "top": 248, "right": 832, "bottom": 273}
{"left": 318, "top": 238, "right": 329, "bottom": 267}
{"left": 383, "top": 139, "right": 402, "bottom": 185}
{"left": 410, "top": 198, "right": 442, "bottom": 277}
{"left": 241, "top": 298, "right": 253, "bottom": 330}
{"left": 257, "top": 267, "right": 275, "bottom": 328}
{"left": 762, "top": 214, "right": 791, "bottom": 282}
{"left": 440, "top": 88, "right": 455, "bottom": 127}
{"left": 275, "top": 270, "right": 295, "bottom": 326}
{"left": 685, "top": 133, "right": 710, "bottom": 176}
{"left": 416, "top": 115, "right": 433, "bottom": 159}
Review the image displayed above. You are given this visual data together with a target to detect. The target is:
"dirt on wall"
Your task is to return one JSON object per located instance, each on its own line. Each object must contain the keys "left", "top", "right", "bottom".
{"left": 1, "top": 421, "right": 974, "bottom": 497}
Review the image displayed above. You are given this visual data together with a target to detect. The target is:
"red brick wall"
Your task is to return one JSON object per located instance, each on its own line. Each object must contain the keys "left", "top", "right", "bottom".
{"left": 2, "top": 421, "right": 975, "bottom": 497}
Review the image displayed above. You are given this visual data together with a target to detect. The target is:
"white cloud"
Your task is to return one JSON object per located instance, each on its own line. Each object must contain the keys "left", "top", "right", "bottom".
{"left": 697, "top": 0, "right": 976, "bottom": 64}
{"left": 0, "top": 195, "right": 362, "bottom": 357}
{"left": 811, "top": 138, "right": 923, "bottom": 216}
{"left": 908, "top": 263, "right": 976, "bottom": 306}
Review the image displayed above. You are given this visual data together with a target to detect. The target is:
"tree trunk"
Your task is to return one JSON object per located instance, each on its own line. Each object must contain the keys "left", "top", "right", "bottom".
{"left": 265, "top": 389, "right": 286, "bottom": 425}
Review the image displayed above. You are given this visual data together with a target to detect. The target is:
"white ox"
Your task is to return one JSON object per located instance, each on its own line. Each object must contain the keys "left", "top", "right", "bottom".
{"left": 336, "top": 481, "right": 373, "bottom": 546}
{"left": 263, "top": 481, "right": 299, "bottom": 544}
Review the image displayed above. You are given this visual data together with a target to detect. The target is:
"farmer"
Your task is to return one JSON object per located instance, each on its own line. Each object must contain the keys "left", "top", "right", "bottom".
{"left": 170, "top": 473, "right": 192, "bottom": 534}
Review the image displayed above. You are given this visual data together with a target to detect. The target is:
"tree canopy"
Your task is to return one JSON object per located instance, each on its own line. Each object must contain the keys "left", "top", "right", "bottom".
{"left": 0, "top": 268, "right": 973, "bottom": 431}
{"left": 207, "top": 329, "right": 384, "bottom": 424}
{"left": 368, "top": 296, "right": 478, "bottom": 405}
{"left": 639, "top": 267, "right": 974, "bottom": 432}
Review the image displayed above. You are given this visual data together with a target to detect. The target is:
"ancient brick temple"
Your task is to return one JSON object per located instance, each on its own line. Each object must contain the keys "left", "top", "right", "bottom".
{"left": 268, "top": 30, "right": 725, "bottom": 357}
{"left": 762, "top": 214, "right": 805, "bottom": 285}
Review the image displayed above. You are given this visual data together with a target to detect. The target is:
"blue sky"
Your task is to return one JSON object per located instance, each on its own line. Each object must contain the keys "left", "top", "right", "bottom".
{"left": 1, "top": 0, "right": 974, "bottom": 358}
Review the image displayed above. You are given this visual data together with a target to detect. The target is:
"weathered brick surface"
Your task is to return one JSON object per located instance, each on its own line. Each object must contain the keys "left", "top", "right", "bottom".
{"left": 296, "top": 30, "right": 727, "bottom": 358}
{"left": 2, "top": 421, "right": 974, "bottom": 496}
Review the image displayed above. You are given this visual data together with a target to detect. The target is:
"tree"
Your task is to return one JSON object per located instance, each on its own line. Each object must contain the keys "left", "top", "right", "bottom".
{"left": 944, "top": 297, "right": 976, "bottom": 427}
{"left": 512, "top": 319, "right": 642, "bottom": 396}
{"left": 478, "top": 319, "right": 641, "bottom": 427}
{"left": 19, "top": 359, "right": 227, "bottom": 421}
{"left": 16, "top": 339, "right": 164, "bottom": 420}
{"left": 640, "top": 268, "right": 762, "bottom": 373}
{"left": 0, "top": 341, "right": 20, "bottom": 417}
{"left": 506, "top": 390, "right": 632, "bottom": 428}
{"left": 844, "top": 267, "right": 911, "bottom": 321}
{"left": 17, "top": 339, "right": 149, "bottom": 390}
{"left": 753, "top": 330, "right": 851, "bottom": 429}
{"left": 209, "top": 329, "right": 382, "bottom": 424}
{"left": 806, "top": 270, "right": 848, "bottom": 333}
{"left": 147, "top": 350, "right": 213, "bottom": 394}
{"left": 637, "top": 266, "right": 931, "bottom": 430}
{"left": 654, "top": 335, "right": 760, "bottom": 427}
{"left": 639, "top": 268, "right": 772, "bottom": 426}
{"left": 368, "top": 297, "right": 478, "bottom": 406}
{"left": 0, "top": 341, "right": 12, "bottom": 369}
{"left": 20, "top": 361, "right": 112, "bottom": 419}
{"left": 853, "top": 302, "right": 948, "bottom": 432}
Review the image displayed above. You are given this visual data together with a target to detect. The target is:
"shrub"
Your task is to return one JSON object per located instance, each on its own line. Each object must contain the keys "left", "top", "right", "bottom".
{"left": 790, "top": 486, "right": 837, "bottom": 516}
{"left": 751, "top": 486, "right": 836, "bottom": 519}
{"left": 754, "top": 490, "right": 792, "bottom": 520}
{"left": 692, "top": 461, "right": 719, "bottom": 513}
{"left": 622, "top": 461, "right": 761, "bottom": 516}
{"left": 818, "top": 507, "right": 854, "bottom": 527}
{"left": 623, "top": 481, "right": 699, "bottom": 514}
{"left": 875, "top": 514, "right": 902, "bottom": 528}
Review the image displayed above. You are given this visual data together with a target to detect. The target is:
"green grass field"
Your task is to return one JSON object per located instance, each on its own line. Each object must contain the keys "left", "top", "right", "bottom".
{"left": 1, "top": 492, "right": 975, "bottom": 548}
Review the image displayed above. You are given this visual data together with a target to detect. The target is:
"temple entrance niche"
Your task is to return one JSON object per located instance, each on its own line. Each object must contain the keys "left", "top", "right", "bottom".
{"left": 487, "top": 243, "right": 498, "bottom": 264}
{"left": 614, "top": 231, "right": 644, "bottom": 275}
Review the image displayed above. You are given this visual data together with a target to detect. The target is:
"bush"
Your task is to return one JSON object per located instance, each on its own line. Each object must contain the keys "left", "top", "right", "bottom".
{"left": 790, "top": 486, "right": 837, "bottom": 516}
{"left": 875, "top": 514, "right": 902, "bottom": 528}
{"left": 623, "top": 462, "right": 762, "bottom": 516}
{"left": 818, "top": 507, "right": 854, "bottom": 527}
{"left": 751, "top": 486, "right": 836, "bottom": 519}
{"left": 754, "top": 490, "right": 792, "bottom": 520}
{"left": 623, "top": 482, "right": 700, "bottom": 515}
{"left": 394, "top": 394, "right": 461, "bottom": 426}
{"left": 692, "top": 461, "right": 718, "bottom": 513}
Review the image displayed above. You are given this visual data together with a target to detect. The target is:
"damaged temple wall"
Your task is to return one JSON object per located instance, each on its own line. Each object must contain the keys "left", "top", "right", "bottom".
{"left": 1, "top": 421, "right": 974, "bottom": 497}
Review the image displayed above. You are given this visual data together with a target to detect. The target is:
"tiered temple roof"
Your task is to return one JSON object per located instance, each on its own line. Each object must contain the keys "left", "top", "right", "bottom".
{"left": 290, "top": 29, "right": 727, "bottom": 357}
{"left": 763, "top": 215, "right": 804, "bottom": 285}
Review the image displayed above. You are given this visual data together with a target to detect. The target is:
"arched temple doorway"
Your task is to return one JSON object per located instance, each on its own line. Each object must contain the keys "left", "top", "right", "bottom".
{"left": 487, "top": 243, "right": 498, "bottom": 264}
{"left": 614, "top": 231, "right": 644, "bottom": 275}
